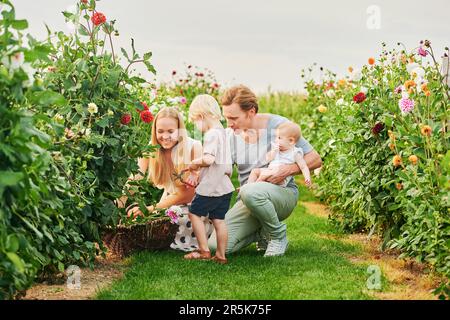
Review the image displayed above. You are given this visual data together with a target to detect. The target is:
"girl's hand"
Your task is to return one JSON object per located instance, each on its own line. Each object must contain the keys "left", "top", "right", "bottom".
{"left": 115, "top": 196, "right": 127, "bottom": 209}
{"left": 127, "top": 206, "right": 144, "bottom": 219}
{"left": 185, "top": 172, "right": 199, "bottom": 188}
{"left": 181, "top": 163, "right": 199, "bottom": 173}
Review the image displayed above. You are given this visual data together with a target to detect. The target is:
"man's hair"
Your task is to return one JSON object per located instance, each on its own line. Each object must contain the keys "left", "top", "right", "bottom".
{"left": 220, "top": 85, "right": 259, "bottom": 113}
{"left": 278, "top": 121, "right": 302, "bottom": 142}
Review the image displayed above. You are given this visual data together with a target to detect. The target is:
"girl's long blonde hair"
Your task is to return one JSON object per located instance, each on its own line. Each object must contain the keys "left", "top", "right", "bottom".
{"left": 147, "top": 107, "right": 190, "bottom": 190}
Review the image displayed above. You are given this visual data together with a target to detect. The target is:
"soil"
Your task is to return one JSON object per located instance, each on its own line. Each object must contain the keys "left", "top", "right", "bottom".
{"left": 302, "top": 201, "right": 444, "bottom": 300}
{"left": 23, "top": 252, "right": 129, "bottom": 300}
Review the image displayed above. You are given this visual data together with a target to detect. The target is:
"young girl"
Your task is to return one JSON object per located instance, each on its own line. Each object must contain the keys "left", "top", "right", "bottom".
{"left": 116, "top": 107, "right": 214, "bottom": 252}
{"left": 182, "top": 94, "right": 235, "bottom": 264}
{"left": 248, "top": 121, "right": 312, "bottom": 187}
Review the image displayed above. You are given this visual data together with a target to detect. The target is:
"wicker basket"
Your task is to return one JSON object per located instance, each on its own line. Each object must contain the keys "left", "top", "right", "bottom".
{"left": 102, "top": 217, "right": 179, "bottom": 258}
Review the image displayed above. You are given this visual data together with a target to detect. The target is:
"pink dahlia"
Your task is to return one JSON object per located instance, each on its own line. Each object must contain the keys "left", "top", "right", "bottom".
{"left": 418, "top": 47, "right": 428, "bottom": 57}
{"left": 398, "top": 98, "right": 415, "bottom": 114}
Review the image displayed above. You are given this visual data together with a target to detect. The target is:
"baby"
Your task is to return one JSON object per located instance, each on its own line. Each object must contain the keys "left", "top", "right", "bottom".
{"left": 248, "top": 121, "right": 311, "bottom": 187}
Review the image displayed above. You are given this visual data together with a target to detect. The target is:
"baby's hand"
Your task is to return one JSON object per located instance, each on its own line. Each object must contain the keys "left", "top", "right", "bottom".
{"left": 271, "top": 142, "right": 280, "bottom": 151}
{"left": 305, "top": 179, "right": 312, "bottom": 188}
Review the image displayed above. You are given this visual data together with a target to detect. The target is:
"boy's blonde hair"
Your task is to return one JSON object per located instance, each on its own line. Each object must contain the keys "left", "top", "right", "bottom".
{"left": 189, "top": 94, "right": 223, "bottom": 121}
{"left": 277, "top": 121, "right": 302, "bottom": 142}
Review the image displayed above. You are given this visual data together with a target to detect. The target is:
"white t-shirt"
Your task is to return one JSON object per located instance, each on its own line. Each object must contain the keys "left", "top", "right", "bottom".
{"left": 196, "top": 128, "right": 235, "bottom": 197}
{"left": 269, "top": 147, "right": 304, "bottom": 168}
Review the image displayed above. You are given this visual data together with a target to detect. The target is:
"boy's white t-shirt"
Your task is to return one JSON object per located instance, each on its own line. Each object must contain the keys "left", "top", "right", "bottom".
{"left": 196, "top": 128, "right": 235, "bottom": 197}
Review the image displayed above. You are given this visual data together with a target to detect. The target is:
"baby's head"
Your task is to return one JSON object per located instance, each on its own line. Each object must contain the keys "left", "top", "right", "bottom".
{"left": 275, "top": 121, "right": 301, "bottom": 151}
{"left": 189, "top": 94, "right": 223, "bottom": 132}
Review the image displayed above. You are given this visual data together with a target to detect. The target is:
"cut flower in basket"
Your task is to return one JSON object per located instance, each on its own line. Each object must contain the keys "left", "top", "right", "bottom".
{"left": 165, "top": 206, "right": 184, "bottom": 224}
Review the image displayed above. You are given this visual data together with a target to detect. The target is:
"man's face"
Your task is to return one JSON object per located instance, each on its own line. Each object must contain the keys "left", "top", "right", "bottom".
{"left": 222, "top": 103, "right": 255, "bottom": 133}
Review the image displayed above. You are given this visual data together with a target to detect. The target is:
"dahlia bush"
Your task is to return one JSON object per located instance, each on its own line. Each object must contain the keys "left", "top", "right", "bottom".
{"left": 297, "top": 42, "right": 449, "bottom": 297}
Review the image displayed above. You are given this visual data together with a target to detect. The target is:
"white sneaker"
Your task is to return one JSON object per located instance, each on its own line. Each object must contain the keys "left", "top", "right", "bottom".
{"left": 263, "top": 235, "right": 289, "bottom": 257}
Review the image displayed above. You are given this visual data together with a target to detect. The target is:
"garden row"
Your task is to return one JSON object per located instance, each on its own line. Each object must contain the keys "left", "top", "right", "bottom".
{"left": 0, "top": 0, "right": 220, "bottom": 299}
{"left": 260, "top": 42, "right": 449, "bottom": 298}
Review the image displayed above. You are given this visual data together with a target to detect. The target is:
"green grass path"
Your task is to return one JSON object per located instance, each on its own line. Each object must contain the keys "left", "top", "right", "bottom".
{"left": 96, "top": 185, "right": 375, "bottom": 300}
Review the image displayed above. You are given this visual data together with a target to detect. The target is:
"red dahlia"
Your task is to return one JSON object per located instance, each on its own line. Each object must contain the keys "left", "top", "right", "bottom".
{"left": 353, "top": 92, "right": 366, "bottom": 103}
{"left": 136, "top": 102, "right": 149, "bottom": 113}
{"left": 371, "top": 122, "right": 384, "bottom": 135}
{"left": 140, "top": 110, "right": 154, "bottom": 123}
{"left": 121, "top": 114, "right": 131, "bottom": 125}
{"left": 91, "top": 12, "right": 106, "bottom": 26}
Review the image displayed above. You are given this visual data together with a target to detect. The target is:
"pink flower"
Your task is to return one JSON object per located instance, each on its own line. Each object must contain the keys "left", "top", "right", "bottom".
{"left": 418, "top": 46, "right": 428, "bottom": 57}
{"left": 398, "top": 98, "right": 415, "bottom": 114}
{"left": 179, "top": 97, "right": 187, "bottom": 105}
{"left": 165, "top": 210, "right": 178, "bottom": 224}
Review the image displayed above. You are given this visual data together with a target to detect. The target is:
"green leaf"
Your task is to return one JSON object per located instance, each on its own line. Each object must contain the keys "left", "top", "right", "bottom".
{"left": 58, "top": 261, "right": 65, "bottom": 273}
{"left": 441, "top": 150, "right": 450, "bottom": 173}
{"left": 62, "top": 11, "right": 75, "bottom": 19}
{"left": 0, "top": 171, "right": 24, "bottom": 187}
{"left": 6, "top": 252, "right": 25, "bottom": 273}
{"left": 96, "top": 117, "right": 109, "bottom": 128}
{"left": 11, "top": 19, "right": 28, "bottom": 30}
{"left": 144, "top": 61, "right": 156, "bottom": 75}
{"left": 5, "top": 235, "right": 19, "bottom": 253}
{"left": 143, "top": 52, "right": 152, "bottom": 60}
{"left": 78, "top": 24, "right": 90, "bottom": 36}
{"left": 25, "top": 45, "right": 52, "bottom": 62}
{"left": 121, "top": 48, "right": 131, "bottom": 63}
{"left": 30, "top": 91, "right": 67, "bottom": 107}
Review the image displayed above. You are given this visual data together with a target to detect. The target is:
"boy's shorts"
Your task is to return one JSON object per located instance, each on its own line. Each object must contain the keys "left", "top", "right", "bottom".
{"left": 188, "top": 192, "right": 233, "bottom": 220}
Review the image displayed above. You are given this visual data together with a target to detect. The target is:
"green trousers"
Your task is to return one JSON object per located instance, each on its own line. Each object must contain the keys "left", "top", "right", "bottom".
{"left": 208, "top": 182, "right": 298, "bottom": 253}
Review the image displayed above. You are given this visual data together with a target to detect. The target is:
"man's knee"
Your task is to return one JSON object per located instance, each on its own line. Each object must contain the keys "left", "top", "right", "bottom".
{"left": 240, "top": 183, "right": 269, "bottom": 209}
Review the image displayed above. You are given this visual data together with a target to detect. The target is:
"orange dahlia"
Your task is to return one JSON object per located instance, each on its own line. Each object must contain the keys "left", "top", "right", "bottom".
{"left": 408, "top": 155, "right": 418, "bottom": 165}
{"left": 420, "top": 125, "right": 432, "bottom": 136}
{"left": 393, "top": 155, "right": 402, "bottom": 167}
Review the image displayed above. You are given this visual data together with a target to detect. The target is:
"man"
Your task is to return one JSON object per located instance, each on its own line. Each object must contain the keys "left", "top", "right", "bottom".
{"left": 208, "top": 85, "right": 322, "bottom": 257}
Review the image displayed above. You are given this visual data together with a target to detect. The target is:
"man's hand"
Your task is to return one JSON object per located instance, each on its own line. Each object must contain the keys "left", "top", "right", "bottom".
{"left": 264, "top": 164, "right": 295, "bottom": 185}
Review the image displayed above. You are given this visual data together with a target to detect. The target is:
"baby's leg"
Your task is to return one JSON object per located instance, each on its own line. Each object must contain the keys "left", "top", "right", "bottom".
{"left": 248, "top": 168, "right": 262, "bottom": 183}
{"left": 256, "top": 168, "right": 275, "bottom": 182}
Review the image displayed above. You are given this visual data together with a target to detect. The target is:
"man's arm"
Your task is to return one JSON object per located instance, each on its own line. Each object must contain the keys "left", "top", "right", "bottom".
{"left": 265, "top": 150, "right": 322, "bottom": 185}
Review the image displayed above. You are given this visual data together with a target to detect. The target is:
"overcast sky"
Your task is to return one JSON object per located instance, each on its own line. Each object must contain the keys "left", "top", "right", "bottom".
{"left": 13, "top": 0, "right": 450, "bottom": 93}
